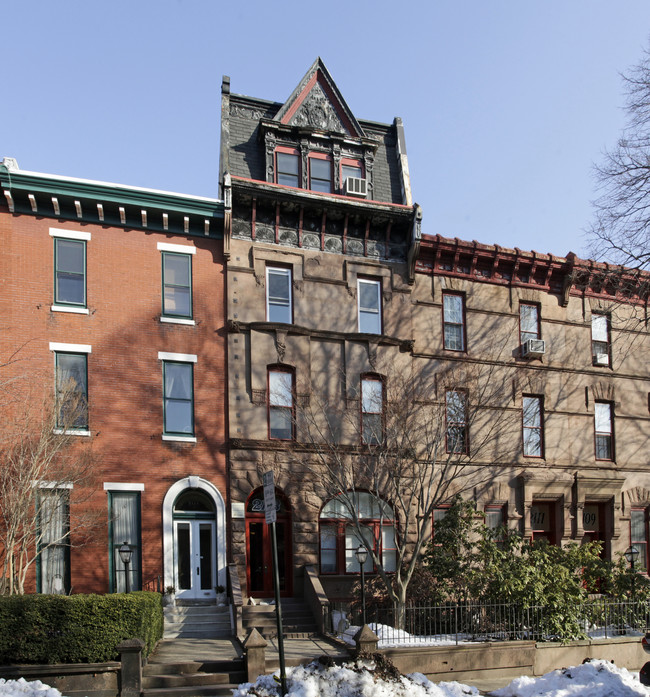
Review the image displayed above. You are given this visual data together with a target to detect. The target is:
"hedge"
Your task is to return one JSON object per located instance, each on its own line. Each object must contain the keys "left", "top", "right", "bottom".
{"left": 0, "top": 591, "right": 163, "bottom": 664}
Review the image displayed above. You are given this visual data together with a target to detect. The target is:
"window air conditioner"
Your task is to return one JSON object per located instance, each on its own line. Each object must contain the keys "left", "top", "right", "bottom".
{"left": 521, "top": 339, "right": 545, "bottom": 358}
{"left": 593, "top": 353, "right": 609, "bottom": 367}
{"left": 345, "top": 177, "right": 367, "bottom": 197}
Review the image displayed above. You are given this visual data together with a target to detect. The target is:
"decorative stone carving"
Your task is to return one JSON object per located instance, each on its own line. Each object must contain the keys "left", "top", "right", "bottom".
{"left": 229, "top": 104, "right": 266, "bottom": 121}
{"left": 367, "top": 340, "right": 378, "bottom": 370}
{"left": 227, "top": 319, "right": 242, "bottom": 333}
{"left": 251, "top": 389, "right": 266, "bottom": 405}
{"left": 289, "top": 84, "right": 349, "bottom": 134}
{"left": 275, "top": 329, "right": 287, "bottom": 363}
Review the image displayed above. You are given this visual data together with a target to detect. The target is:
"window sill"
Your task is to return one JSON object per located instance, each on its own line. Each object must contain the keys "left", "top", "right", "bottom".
{"left": 53, "top": 428, "right": 91, "bottom": 437}
{"left": 51, "top": 305, "right": 89, "bottom": 315}
{"left": 160, "top": 316, "right": 196, "bottom": 326}
{"left": 162, "top": 435, "right": 197, "bottom": 443}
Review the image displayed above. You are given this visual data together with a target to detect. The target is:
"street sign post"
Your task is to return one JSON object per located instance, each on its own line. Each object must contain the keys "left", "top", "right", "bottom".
{"left": 262, "top": 471, "right": 287, "bottom": 695}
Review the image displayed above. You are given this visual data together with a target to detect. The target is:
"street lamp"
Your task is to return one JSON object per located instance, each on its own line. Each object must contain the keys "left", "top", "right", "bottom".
{"left": 355, "top": 544, "right": 368, "bottom": 626}
{"left": 625, "top": 546, "right": 640, "bottom": 600}
{"left": 119, "top": 541, "right": 133, "bottom": 594}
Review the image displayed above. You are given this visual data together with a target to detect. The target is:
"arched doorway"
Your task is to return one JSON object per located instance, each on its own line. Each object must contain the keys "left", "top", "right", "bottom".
{"left": 162, "top": 476, "right": 226, "bottom": 601}
{"left": 245, "top": 488, "right": 292, "bottom": 597}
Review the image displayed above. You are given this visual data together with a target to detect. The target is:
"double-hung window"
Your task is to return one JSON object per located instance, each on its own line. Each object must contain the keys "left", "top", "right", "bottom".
{"left": 522, "top": 395, "right": 544, "bottom": 457}
{"left": 485, "top": 504, "right": 506, "bottom": 533}
{"left": 108, "top": 489, "right": 142, "bottom": 592}
{"left": 358, "top": 279, "right": 382, "bottom": 334}
{"left": 631, "top": 509, "right": 648, "bottom": 572}
{"left": 50, "top": 228, "right": 91, "bottom": 312}
{"left": 159, "top": 353, "right": 196, "bottom": 440}
{"left": 592, "top": 314, "right": 610, "bottom": 366}
{"left": 445, "top": 390, "right": 468, "bottom": 454}
{"left": 341, "top": 159, "right": 363, "bottom": 194}
{"left": 309, "top": 155, "right": 333, "bottom": 193}
{"left": 361, "top": 376, "right": 383, "bottom": 445}
{"left": 276, "top": 148, "right": 300, "bottom": 187}
{"left": 50, "top": 343, "right": 91, "bottom": 432}
{"left": 158, "top": 243, "right": 195, "bottom": 322}
{"left": 443, "top": 293, "right": 465, "bottom": 351}
{"left": 38, "top": 488, "right": 70, "bottom": 594}
{"left": 594, "top": 401, "right": 614, "bottom": 460}
{"left": 266, "top": 267, "right": 292, "bottom": 324}
{"left": 519, "top": 303, "right": 540, "bottom": 344}
{"left": 268, "top": 368, "right": 294, "bottom": 440}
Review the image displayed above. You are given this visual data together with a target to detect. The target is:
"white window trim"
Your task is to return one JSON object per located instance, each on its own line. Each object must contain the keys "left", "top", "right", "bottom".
{"left": 49, "top": 342, "right": 92, "bottom": 353}
{"left": 158, "top": 351, "right": 197, "bottom": 363}
{"left": 357, "top": 278, "right": 382, "bottom": 333}
{"left": 35, "top": 481, "right": 74, "bottom": 489}
{"left": 162, "top": 434, "right": 198, "bottom": 443}
{"left": 160, "top": 316, "right": 196, "bottom": 326}
{"left": 266, "top": 266, "right": 293, "bottom": 323}
{"left": 49, "top": 228, "right": 91, "bottom": 241}
{"left": 53, "top": 428, "right": 91, "bottom": 437}
{"left": 103, "top": 482, "right": 145, "bottom": 492}
{"left": 51, "top": 305, "right": 90, "bottom": 315}
{"left": 157, "top": 242, "right": 196, "bottom": 254}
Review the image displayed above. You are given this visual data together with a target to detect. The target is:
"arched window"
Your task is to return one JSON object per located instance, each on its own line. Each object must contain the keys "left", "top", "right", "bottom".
{"left": 319, "top": 492, "right": 396, "bottom": 575}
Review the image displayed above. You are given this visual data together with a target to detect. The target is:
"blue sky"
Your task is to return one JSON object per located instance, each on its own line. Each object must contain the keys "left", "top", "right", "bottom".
{"left": 3, "top": 1, "right": 650, "bottom": 259}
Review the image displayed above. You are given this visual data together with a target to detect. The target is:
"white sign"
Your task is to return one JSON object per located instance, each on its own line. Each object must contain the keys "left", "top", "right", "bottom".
{"left": 263, "top": 471, "right": 276, "bottom": 524}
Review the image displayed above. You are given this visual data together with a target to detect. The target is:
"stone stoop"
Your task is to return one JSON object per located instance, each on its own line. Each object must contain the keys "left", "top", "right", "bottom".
{"left": 163, "top": 604, "right": 232, "bottom": 639}
{"left": 242, "top": 598, "right": 319, "bottom": 638}
{"left": 142, "top": 659, "right": 246, "bottom": 697}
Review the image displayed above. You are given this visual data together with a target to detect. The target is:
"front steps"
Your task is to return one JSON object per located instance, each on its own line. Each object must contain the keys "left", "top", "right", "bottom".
{"left": 163, "top": 603, "right": 232, "bottom": 639}
{"left": 143, "top": 657, "right": 246, "bottom": 697}
{"left": 242, "top": 598, "right": 319, "bottom": 638}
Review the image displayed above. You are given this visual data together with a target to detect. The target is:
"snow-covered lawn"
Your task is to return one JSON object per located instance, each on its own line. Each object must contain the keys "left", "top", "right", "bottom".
{"left": 2, "top": 657, "right": 649, "bottom": 697}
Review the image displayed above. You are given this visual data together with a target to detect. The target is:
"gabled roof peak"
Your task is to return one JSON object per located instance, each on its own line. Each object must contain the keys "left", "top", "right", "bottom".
{"left": 272, "top": 58, "right": 365, "bottom": 138}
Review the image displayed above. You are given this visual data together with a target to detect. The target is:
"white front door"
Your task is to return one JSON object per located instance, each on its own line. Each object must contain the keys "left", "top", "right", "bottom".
{"left": 174, "top": 520, "right": 216, "bottom": 600}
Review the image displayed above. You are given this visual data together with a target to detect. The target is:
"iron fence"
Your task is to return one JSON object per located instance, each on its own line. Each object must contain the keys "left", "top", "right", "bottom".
{"left": 350, "top": 598, "right": 650, "bottom": 645}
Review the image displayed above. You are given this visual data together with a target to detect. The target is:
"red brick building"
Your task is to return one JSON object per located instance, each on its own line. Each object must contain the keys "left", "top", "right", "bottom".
{"left": 0, "top": 158, "right": 227, "bottom": 599}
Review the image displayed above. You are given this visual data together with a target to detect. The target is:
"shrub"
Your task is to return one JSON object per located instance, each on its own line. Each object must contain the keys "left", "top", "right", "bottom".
{"left": 0, "top": 591, "right": 163, "bottom": 664}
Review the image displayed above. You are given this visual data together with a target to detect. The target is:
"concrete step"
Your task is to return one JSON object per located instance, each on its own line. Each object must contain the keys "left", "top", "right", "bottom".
{"left": 142, "top": 685, "right": 239, "bottom": 697}
{"left": 163, "top": 604, "right": 232, "bottom": 639}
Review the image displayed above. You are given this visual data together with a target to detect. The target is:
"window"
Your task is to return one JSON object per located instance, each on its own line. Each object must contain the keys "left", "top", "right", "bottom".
{"left": 592, "top": 314, "right": 610, "bottom": 366}
{"left": 162, "top": 253, "right": 192, "bottom": 319}
{"left": 519, "top": 303, "right": 540, "bottom": 344}
{"left": 319, "top": 492, "right": 395, "bottom": 574}
{"left": 443, "top": 293, "right": 465, "bottom": 351}
{"left": 631, "top": 509, "right": 648, "bottom": 572}
{"left": 266, "top": 267, "right": 292, "bottom": 324}
{"left": 446, "top": 390, "right": 468, "bottom": 453}
{"left": 268, "top": 368, "right": 294, "bottom": 440}
{"left": 55, "top": 352, "right": 88, "bottom": 430}
{"left": 522, "top": 395, "right": 544, "bottom": 457}
{"left": 38, "top": 489, "right": 70, "bottom": 594}
{"left": 485, "top": 505, "right": 506, "bottom": 533}
{"left": 361, "top": 376, "right": 383, "bottom": 445}
{"left": 531, "top": 501, "right": 557, "bottom": 544}
{"left": 358, "top": 279, "right": 382, "bottom": 334}
{"left": 432, "top": 507, "right": 449, "bottom": 543}
{"left": 309, "top": 155, "right": 332, "bottom": 193}
{"left": 276, "top": 149, "right": 300, "bottom": 187}
{"left": 54, "top": 237, "right": 86, "bottom": 307}
{"left": 594, "top": 402, "right": 614, "bottom": 460}
{"left": 163, "top": 360, "right": 194, "bottom": 437}
{"left": 341, "top": 159, "right": 363, "bottom": 193}
{"left": 108, "top": 491, "right": 142, "bottom": 592}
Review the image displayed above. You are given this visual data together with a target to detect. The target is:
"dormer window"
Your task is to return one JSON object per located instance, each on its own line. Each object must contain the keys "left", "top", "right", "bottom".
{"left": 308, "top": 154, "right": 332, "bottom": 193}
{"left": 275, "top": 148, "right": 300, "bottom": 187}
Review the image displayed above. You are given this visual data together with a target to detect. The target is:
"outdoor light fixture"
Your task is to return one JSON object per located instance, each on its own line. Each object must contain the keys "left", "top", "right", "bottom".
{"left": 356, "top": 544, "right": 368, "bottom": 626}
{"left": 119, "top": 541, "right": 133, "bottom": 594}
{"left": 625, "top": 546, "right": 640, "bottom": 601}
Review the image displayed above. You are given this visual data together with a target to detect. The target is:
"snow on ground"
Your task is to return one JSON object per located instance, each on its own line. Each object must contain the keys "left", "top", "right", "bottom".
{"left": 340, "top": 623, "right": 471, "bottom": 648}
{"left": 0, "top": 678, "right": 61, "bottom": 697}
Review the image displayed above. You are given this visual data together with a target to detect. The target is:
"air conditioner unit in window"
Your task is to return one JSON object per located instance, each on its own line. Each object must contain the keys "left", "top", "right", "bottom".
{"left": 521, "top": 339, "right": 545, "bottom": 358}
{"left": 345, "top": 177, "right": 367, "bottom": 197}
{"left": 593, "top": 353, "right": 610, "bottom": 366}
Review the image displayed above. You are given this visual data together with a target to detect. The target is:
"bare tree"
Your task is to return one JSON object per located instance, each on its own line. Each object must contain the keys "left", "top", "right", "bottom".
{"left": 0, "top": 376, "right": 99, "bottom": 595}
{"left": 287, "top": 355, "right": 517, "bottom": 628}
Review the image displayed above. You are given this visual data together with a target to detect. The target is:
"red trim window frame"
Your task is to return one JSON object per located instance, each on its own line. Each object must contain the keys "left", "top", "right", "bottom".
{"left": 522, "top": 394, "right": 544, "bottom": 458}
{"left": 308, "top": 152, "right": 333, "bottom": 193}
{"left": 442, "top": 292, "right": 466, "bottom": 352}
{"left": 275, "top": 146, "right": 301, "bottom": 188}
{"left": 594, "top": 401, "right": 614, "bottom": 461}
{"left": 267, "top": 366, "right": 295, "bottom": 441}
{"left": 445, "top": 389, "right": 468, "bottom": 454}
{"left": 630, "top": 508, "right": 648, "bottom": 573}
{"left": 591, "top": 314, "right": 611, "bottom": 367}
{"left": 360, "top": 374, "right": 384, "bottom": 445}
{"left": 519, "top": 302, "right": 541, "bottom": 345}
{"left": 340, "top": 158, "right": 364, "bottom": 194}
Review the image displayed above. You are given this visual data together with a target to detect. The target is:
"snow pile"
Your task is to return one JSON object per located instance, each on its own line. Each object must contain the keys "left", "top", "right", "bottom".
{"left": 232, "top": 658, "right": 479, "bottom": 697}
{"left": 493, "top": 659, "right": 650, "bottom": 697}
{"left": 0, "top": 678, "right": 62, "bottom": 697}
{"left": 340, "top": 623, "right": 462, "bottom": 648}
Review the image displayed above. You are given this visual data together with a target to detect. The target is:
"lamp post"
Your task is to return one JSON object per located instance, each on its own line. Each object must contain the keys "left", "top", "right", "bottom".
{"left": 119, "top": 541, "right": 133, "bottom": 594}
{"left": 355, "top": 545, "right": 368, "bottom": 626}
{"left": 625, "top": 546, "right": 640, "bottom": 601}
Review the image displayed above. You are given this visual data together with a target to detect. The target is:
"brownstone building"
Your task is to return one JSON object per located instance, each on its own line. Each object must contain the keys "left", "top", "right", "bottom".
{"left": 0, "top": 158, "right": 227, "bottom": 599}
